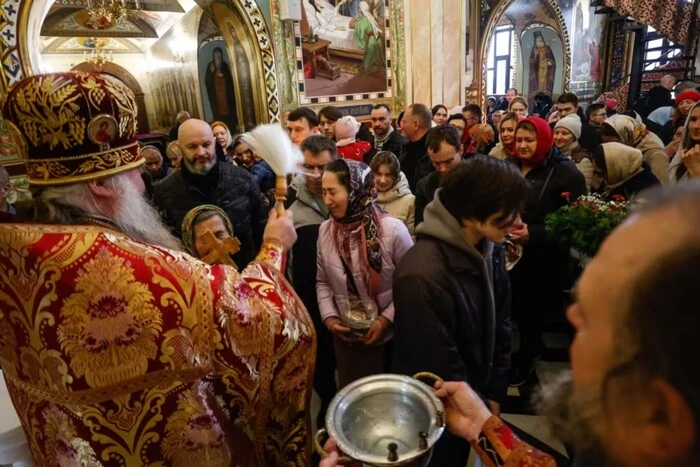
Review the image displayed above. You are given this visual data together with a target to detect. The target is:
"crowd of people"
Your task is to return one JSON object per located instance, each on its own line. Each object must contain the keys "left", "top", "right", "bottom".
{"left": 1, "top": 70, "right": 700, "bottom": 467}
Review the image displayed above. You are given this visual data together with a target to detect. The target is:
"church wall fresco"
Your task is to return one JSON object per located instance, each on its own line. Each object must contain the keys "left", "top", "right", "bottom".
{"left": 556, "top": 0, "right": 607, "bottom": 106}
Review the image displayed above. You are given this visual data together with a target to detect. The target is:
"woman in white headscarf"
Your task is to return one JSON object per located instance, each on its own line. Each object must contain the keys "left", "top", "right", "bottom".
{"left": 352, "top": 1, "right": 384, "bottom": 73}
{"left": 592, "top": 142, "right": 660, "bottom": 201}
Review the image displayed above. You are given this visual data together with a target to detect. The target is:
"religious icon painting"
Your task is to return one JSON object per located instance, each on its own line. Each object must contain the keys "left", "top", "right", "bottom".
{"left": 88, "top": 114, "right": 118, "bottom": 151}
{"left": 296, "top": 0, "right": 392, "bottom": 104}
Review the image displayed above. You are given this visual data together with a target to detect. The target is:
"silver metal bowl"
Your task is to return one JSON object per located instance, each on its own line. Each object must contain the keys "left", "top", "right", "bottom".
{"left": 317, "top": 373, "right": 445, "bottom": 466}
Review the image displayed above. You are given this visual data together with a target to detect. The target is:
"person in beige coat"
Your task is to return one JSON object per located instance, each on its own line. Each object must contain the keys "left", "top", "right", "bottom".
{"left": 601, "top": 114, "right": 670, "bottom": 185}
{"left": 554, "top": 114, "right": 594, "bottom": 191}
{"left": 370, "top": 151, "right": 416, "bottom": 237}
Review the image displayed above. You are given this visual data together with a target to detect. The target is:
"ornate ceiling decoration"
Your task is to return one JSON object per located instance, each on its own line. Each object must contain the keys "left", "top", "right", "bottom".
{"left": 48, "top": 0, "right": 184, "bottom": 13}
{"left": 43, "top": 36, "right": 142, "bottom": 54}
{"left": 41, "top": 7, "right": 159, "bottom": 37}
{"left": 40, "top": 0, "right": 193, "bottom": 54}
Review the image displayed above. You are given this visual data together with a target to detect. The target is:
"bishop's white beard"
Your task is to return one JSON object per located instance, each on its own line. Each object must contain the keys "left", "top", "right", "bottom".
{"left": 111, "top": 174, "right": 184, "bottom": 252}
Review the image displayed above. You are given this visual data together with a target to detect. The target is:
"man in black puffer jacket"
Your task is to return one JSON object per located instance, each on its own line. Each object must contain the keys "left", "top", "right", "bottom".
{"left": 153, "top": 119, "right": 266, "bottom": 269}
{"left": 392, "top": 156, "right": 531, "bottom": 467}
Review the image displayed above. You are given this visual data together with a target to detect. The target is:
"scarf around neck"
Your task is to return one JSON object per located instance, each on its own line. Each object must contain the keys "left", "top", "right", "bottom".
{"left": 331, "top": 160, "right": 385, "bottom": 297}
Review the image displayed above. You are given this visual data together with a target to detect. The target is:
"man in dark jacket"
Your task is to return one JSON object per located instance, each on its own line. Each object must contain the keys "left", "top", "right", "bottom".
{"left": 370, "top": 104, "right": 407, "bottom": 159}
{"left": 289, "top": 135, "right": 337, "bottom": 428}
{"left": 580, "top": 102, "right": 605, "bottom": 152}
{"left": 642, "top": 75, "right": 676, "bottom": 119}
{"left": 168, "top": 110, "right": 190, "bottom": 141}
{"left": 153, "top": 119, "right": 267, "bottom": 269}
{"left": 415, "top": 125, "right": 463, "bottom": 226}
{"left": 392, "top": 156, "right": 531, "bottom": 466}
{"left": 399, "top": 103, "right": 434, "bottom": 191}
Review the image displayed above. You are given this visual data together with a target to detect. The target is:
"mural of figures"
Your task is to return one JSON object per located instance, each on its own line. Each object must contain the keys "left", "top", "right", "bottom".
{"left": 202, "top": 44, "right": 238, "bottom": 131}
{"left": 562, "top": 0, "right": 606, "bottom": 82}
{"left": 299, "top": 0, "right": 389, "bottom": 97}
{"left": 529, "top": 31, "right": 557, "bottom": 96}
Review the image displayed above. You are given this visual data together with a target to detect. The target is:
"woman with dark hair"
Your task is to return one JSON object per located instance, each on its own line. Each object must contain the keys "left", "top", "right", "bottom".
{"left": 601, "top": 114, "right": 669, "bottom": 184}
{"left": 432, "top": 104, "right": 448, "bottom": 125}
{"left": 489, "top": 112, "right": 520, "bottom": 160}
{"left": 396, "top": 110, "right": 406, "bottom": 137}
{"left": 370, "top": 151, "right": 415, "bottom": 236}
{"left": 317, "top": 159, "right": 413, "bottom": 387}
{"left": 668, "top": 101, "right": 700, "bottom": 183}
{"left": 591, "top": 142, "right": 660, "bottom": 201}
{"left": 181, "top": 205, "right": 238, "bottom": 266}
{"left": 506, "top": 117, "right": 586, "bottom": 385}
{"left": 532, "top": 92, "right": 553, "bottom": 118}
{"left": 447, "top": 114, "right": 467, "bottom": 133}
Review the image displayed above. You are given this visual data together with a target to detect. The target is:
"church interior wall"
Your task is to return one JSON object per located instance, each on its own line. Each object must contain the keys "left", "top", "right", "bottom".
{"left": 142, "top": 8, "right": 203, "bottom": 133}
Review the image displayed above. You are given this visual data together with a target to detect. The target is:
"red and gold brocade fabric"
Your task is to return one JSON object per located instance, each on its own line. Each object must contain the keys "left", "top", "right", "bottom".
{"left": 473, "top": 417, "right": 556, "bottom": 467}
{"left": 0, "top": 223, "right": 316, "bottom": 466}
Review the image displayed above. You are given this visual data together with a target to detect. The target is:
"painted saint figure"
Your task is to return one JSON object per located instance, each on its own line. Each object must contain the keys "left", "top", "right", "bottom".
{"left": 204, "top": 46, "right": 238, "bottom": 131}
{"left": 352, "top": 1, "right": 384, "bottom": 74}
{"left": 529, "top": 32, "right": 556, "bottom": 96}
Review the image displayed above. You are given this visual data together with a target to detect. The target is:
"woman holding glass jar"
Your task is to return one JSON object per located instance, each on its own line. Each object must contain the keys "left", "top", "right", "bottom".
{"left": 317, "top": 159, "right": 414, "bottom": 388}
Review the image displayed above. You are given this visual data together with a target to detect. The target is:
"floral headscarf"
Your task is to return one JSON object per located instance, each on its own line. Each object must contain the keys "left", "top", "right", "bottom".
{"left": 603, "top": 114, "right": 648, "bottom": 147}
{"left": 181, "top": 205, "right": 234, "bottom": 258}
{"left": 329, "top": 159, "right": 385, "bottom": 297}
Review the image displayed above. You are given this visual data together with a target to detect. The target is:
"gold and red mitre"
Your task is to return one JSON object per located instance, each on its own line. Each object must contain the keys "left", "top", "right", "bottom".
{"left": 1, "top": 71, "right": 144, "bottom": 185}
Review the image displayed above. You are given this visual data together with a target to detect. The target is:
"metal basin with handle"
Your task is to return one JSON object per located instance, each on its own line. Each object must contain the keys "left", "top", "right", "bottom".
{"left": 315, "top": 372, "right": 446, "bottom": 466}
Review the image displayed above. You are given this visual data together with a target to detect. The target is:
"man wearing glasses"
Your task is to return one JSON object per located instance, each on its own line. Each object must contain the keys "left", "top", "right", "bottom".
{"left": 581, "top": 102, "right": 606, "bottom": 152}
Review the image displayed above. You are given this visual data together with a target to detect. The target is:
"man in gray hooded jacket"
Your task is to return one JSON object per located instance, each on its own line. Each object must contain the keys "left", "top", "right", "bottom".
{"left": 391, "top": 156, "right": 530, "bottom": 466}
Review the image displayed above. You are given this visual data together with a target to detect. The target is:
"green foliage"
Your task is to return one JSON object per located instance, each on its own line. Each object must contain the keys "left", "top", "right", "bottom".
{"left": 545, "top": 193, "right": 629, "bottom": 258}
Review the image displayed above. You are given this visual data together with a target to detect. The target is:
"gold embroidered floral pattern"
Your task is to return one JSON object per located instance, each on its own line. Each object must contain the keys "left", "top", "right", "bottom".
{"left": 102, "top": 76, "right": 138, "bottom": 138}
{"left": 162, "top": 383, "right": 231, "bottom": 467}
{"left": 43, "top": 405, "right": 102, "bottom": 467}
{"left": 58, "top": 247, "right": 162, "bottom": 389}
{"left": 12, "top": 74, "right": 85, "bottom": 150}
{"left": 1, "top": 72, "right": 144, "bottom": 185}
{"left": 0, "top": 223, "right": 315, "bottom": 465}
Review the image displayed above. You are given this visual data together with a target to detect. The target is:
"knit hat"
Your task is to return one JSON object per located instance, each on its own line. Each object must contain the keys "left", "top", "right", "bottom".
{"left": 334, "top": 115, "right": 360, "bottom": 141}
{"left": 516, "top": 117, "right": 553, "bottom": 165}
{"left": 554, "top": 114, "right": 582, "bottom": 141}
{"left": 675, "top": 90, "right": 700, "bottom": 105}
{"left": 605, "top": 98, "right": 618, "bottom": 110}
{"left": 1, "top": 72, "right": 143, "bottom": 185}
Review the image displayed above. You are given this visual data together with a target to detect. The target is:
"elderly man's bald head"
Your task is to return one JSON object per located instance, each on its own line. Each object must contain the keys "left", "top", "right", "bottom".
{"left": 178, "top": 119, "right": 217, "bottom": 175}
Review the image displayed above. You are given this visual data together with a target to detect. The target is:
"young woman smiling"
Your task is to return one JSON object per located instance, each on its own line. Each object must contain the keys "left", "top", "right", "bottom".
{"left": 316, "top": 159, "right": 413, "bottom": 387}
{"left": 669, "top": 101, "right": 700, "bottom": 183}
{"left": 489, "top": 112, "right": 520, "bottom": 160}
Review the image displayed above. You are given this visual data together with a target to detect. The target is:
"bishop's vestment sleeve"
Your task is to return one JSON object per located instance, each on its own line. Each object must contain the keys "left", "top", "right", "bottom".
{"left": 472, "top": 416, "right": 556, "bottom": 467}
{"left": 210, "top": 241, "right": 316, "bottom": 466}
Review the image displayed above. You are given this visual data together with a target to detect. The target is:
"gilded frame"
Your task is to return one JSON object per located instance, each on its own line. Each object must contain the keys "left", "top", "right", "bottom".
{"left": 475, "top": 0, "right": 572, "bottom": 108}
